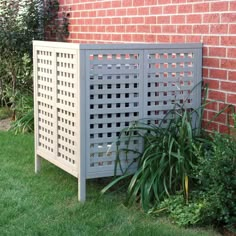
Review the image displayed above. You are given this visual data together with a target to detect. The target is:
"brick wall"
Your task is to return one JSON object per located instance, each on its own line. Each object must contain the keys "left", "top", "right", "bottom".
{"left": 58, "top": 0, "right": 236, "bottom": 133}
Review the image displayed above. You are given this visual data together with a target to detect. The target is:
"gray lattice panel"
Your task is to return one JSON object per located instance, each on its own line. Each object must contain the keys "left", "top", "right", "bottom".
{"left": 144, "top": 49, "right": 201, "bottom": 124}
{"left": 86, "top": 50, "right": 143, "bottom": 177}
{"left": 34, "top": 41, "right": 202, "bottom": 201}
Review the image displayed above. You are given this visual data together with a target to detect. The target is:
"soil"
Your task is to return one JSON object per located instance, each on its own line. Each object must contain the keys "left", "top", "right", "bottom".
{"left": 0, "top": 118, "right": 11, "bottom": 131}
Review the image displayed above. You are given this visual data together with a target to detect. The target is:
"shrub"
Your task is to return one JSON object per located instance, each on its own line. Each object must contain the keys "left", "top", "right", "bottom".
{"left": 194, "top": 133, "right": 236, "bottom": 227}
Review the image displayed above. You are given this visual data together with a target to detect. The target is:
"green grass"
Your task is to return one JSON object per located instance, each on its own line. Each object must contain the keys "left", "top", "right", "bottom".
{"left": 0, "top": 132, "right": 220, "bottom": 236}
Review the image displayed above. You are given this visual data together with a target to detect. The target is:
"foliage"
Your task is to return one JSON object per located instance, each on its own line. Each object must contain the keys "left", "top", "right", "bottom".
{"left": 0, "top": 132, "right": 219, "bottom": 236}
{"left": 10, "top": 94, "right": 34, "bottom": 133}
{"left": 102, "top": 103, "right": 205, "bottom": 211}
{"left": 44, "top": 0, "right": 70, "bottom": 41}
{"left": 153, "top": 194, "right": 207, "bottom": 226}
{"left": 0, "top": 0, "right": 70, "bottom": 132}
{"left": 194, "top": 133, "right": 236, "bottom": 227}
{"left": 0, "top": 107, "right": 12, "bottom": 120}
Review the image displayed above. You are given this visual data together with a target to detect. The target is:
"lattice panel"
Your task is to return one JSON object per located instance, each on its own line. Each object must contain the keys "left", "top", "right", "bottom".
{"left": 144, "top": 50, "right": 198, "bottom": 125}
{"left": 56, "top": 51, "right": 77, "bottom": 168}
{"left": 87, "top": 51, "right": 143, "bottom": 176}
{"left": 36, "top": 49, "right": 54, "bottom": 154}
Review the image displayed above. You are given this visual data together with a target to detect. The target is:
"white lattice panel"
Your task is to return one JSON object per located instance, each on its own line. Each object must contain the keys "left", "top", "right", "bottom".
{"left": 56, "top": 50, "right": 77, "bottom": 170}
{"left": 36, "top": 49, "right": 54, "bottom": 155}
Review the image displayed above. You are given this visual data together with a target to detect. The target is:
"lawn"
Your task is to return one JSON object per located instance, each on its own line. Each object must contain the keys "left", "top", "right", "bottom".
{"left": 0, "top": 131, "right": 220, "bottom": 236}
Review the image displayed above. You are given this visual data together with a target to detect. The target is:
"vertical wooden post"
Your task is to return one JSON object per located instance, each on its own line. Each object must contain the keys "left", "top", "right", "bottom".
{"left": 35, "top": 155, "right": 41, "bottom": 173}
{"left": 77, "top": 46, "right": 86, "bottom": 201}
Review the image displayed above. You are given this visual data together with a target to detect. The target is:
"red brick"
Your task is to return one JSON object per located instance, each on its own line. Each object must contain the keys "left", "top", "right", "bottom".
{"left": 203, "top": 57, "right": 220, "bottom": 68}
{"left": 203, "top": 68, "right": 209, "bottom": 77}
{"left": 122, "top": 34, "right": 132, "bottom": 41}
{"left": 219, "top": 125, "right": 230, "bottom": 134}
{"left": 102, "top": 18, "right": 112, "bottom": 25}
{"left": 208, "top": 90, "right": 226, "bottom": 101}
{"left": 209, "top": 47, "right": 226, "bottom": 58}
{"left": 203, "top": 47, "right": 208, "bottom": 57}
{"left": 172, "top": 0, "right": 186, "bottom": 3}
{"left": 209, "top": 69, "right": 227, "bottom": 80}
{"left": 137, "top": 25, "right": 151, "bottom": 33}
{"left": 138, "top": 7, "right": 149, "bottom": 15}
{"left": 186, "top": 14, "right": 202, "bottom": 24}
{"left": 81, "top": 26, "right": 88, "bottom": 32}
{"left": 125, "top": 25, "right": 137, "bottom": 32}
{"left": 228, "top": 71, "right": 236, "bottom": 81}
{"left": 177, "top": 25, "right": 192, "bottom": 34}
{"left": 203, "top": 13, "right": 220, "bottom": 23}
{"left": 186, "top": 35, "right": 201, "bottom": 43}
{"left": 156, "top": 35, "right": 171, "bottom": 43}
{"left": 171, "top": 15, "right": 185, "bottom": 24}
{"left": 230, "top": 1, "right": 236, "bottom": 11}
{"left": 162, "top": 25, "right": 176, "bottom": 33}
{"left": 132, "top": 17, "right": 145, "bottom": 24}
{"left": 112, "top": 17, "right": 122, "bottom": 24}
{"left": 116, "top": 25, "right": 125, "bottom": 32}
{"left": 112, "top": 34, "right": 122, "bottom": 41}
{"left": 204, "top": 99, "right": 218, "bottom": 111}
{"left": 178, "top": 5, "right": 192, "bottom": 14}
{"left": 122, "top": 17, "right": 132, "bottom": 24}
{"left": 127, "top": 8, "right": 138, "bottom": 15}
{"left": 204, "top": 121, "right": 219, "bottom": 132}
{"left": 193, "top": 25, "right": 209, "bottom": 34}
{"left": 132, "top": 34, "right": 144, "bottom": 42}
{"left": 163, "top": 5, "right": 177, "bottom": 14}
{"left": 116, "top": 8, "right": 126, "bottom": 16}
{"left": 102, "top": 34, "right": 112, "bottom": 41}
{"left": 204, "top": 79, "right": 219, "bottom": 90}
{"left": 122, "top": 0, "right": 133, "bottom": 7}
{"left": 150, "top": 6, "right": 162, "bottom": 15}
{"left": 208, "top": 111, "right": 226, "bottom": 124}
{"left": 227, "top": 94, "right": 236, "bottom": 104}
{"left": 107, "top": 9, "right": 116, "bottom": 17}
{"left": 228, "top": 48, "right": 236, "bottom": 58}
{"left": 229, "top": 24, "right": 236, "bottom": 34}
{"left": 203, "top": 36, "right": 219, "bottom": 46}
{"left": 211, "top": 1, "right": 228, "bottom": 12}
{"left": 157, "top": 16, "right": 171, "bottom": 24}
{"left": 106, "top": 26, "right": 116, "bottom": 32}
{"left": 221, "top": 13, "right": 236, "bottom": 23}
{"left": 193, "top": 3, "right": 209, "bottom": 13}
{"left": 102, "top": 1, "right": 112, "bottom": 8}
{"left": 221, "top": 59, "right": 236, "bottom": 70}
{"left": 112, "top": 1, "right": 122, "bottom": 8}
{"left": 158, "top": 0, "right": 171, "bottom": 4}
{"left": 221, "top": 81, "right": 236, "bottom": 93}
{"left": 151, "top": 25, "right": 162, "bottom": 33}
{"left": 145, "top": 16, "right": 157, "bottom": 24}
{"left": 133, "top": 0, "right": 145, "bottom": 6}
{"left": 145, "top": 0, "right": 157, "bottom": 5}
{"left": 89, "top": 11, "right": 96, "bottom": 17}
{"left": 210, "top": 24, "right": 228, "bottom": 35}
{"left": 171, "top": 35, "right": 185, "bottom": 43}
{"left": 144, "top": 34, "right": 156, "bottom": 42}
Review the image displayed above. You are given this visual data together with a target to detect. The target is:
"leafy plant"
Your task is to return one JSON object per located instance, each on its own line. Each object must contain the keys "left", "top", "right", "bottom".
{"left": 102, "top": 103, "right": 206, "bottom": 211}
{"left": 194, "top": 133, "right": 236, "bottom": 227}
{"left": 153, "top": 194, "right": 207, "bottom": 226}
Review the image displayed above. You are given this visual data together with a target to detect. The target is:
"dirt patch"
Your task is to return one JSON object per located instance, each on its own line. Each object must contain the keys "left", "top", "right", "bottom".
{"left": 0, "top": 118, "right": 11, "bottom": 131}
